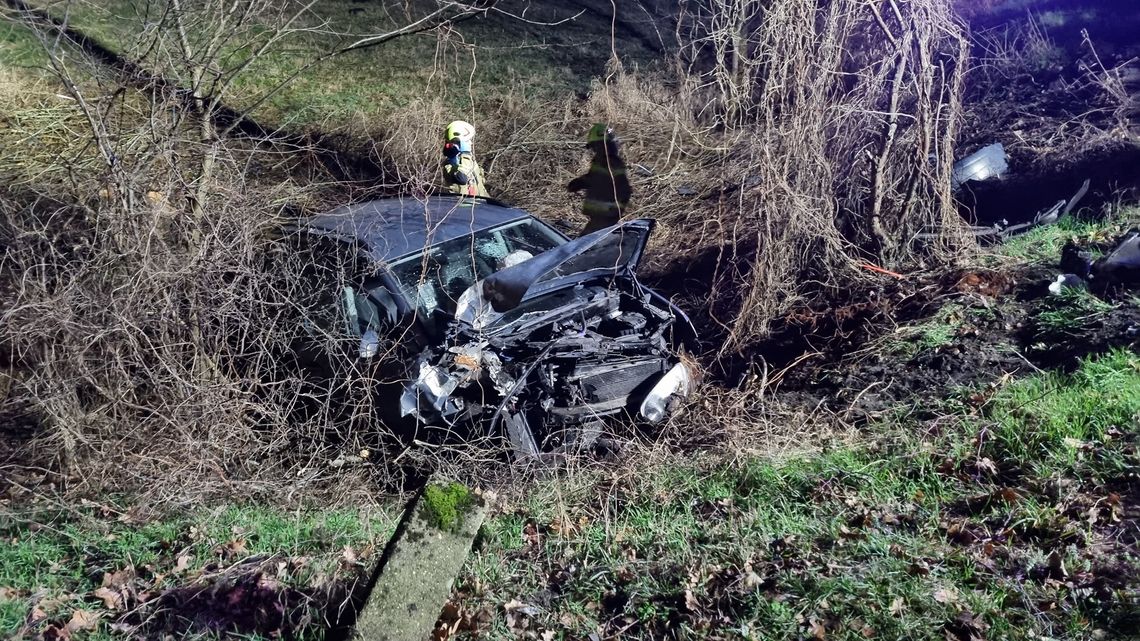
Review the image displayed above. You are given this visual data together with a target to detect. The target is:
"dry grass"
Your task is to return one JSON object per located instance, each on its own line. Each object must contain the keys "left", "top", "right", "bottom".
{"left": 397, "top": 0, "right": 978, "bottom": 348}
{"left": 0, "top": 67, "right": 386, "bottom": 507}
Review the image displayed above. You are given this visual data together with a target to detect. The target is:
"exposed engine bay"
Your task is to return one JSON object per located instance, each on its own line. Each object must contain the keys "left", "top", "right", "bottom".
{"left": 293, "top": 201, "right": 698, "bottom": 459}
{"left": 400, "top": 279, "right": 693, "bottom": 456}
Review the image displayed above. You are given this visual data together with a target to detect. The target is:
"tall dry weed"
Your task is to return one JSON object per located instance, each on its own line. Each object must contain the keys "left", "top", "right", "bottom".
{"left": 442, "top": 0, "right": 974, "bottom": 348}
{"left": 0, "top": 47, "right": 393, "bottom": 505}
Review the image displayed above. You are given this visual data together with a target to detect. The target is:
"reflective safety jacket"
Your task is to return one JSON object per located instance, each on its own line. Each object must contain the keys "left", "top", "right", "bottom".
{"left": 443, "top": 153, "right": 489, "bottom": 198}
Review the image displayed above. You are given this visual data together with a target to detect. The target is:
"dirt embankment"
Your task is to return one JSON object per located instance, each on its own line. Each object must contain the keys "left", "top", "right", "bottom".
{"left": 956, "top": 0, "right": 1140, "bottom": 226}
{"left": 641, "top": 0, "right": 1140, "bottom": 415}
{"left": 725, "top": 250, "right": 1140, "bottom": 426}
{"left": 788, "top": 1, "right": 1140, "bottom": 416}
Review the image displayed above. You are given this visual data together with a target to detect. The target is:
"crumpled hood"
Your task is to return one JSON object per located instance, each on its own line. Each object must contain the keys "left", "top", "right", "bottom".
{"left": 482, "top": 219, "right": 654, "bottom": 313}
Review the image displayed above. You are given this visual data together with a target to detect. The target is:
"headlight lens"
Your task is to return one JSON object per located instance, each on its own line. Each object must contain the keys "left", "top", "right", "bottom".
{"left": 639, "top": 362, "right": 695, "bottom": 423}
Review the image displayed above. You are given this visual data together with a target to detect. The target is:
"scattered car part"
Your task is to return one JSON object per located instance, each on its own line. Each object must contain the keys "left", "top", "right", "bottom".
{"left": 1061, "top": 240, "right": 1095, "bottom": 279}
{"left": 1089, "top": 229, "right": 1140, "bottom": 292}
{"left": 951, "top": 143, "right": 1008, "bottom": 191}
{"left": 1050, "top": 229, "right": 1140, "bottom": 296}
{"left": 917, "top": 179, "right": 1091, "bottom": 242}
{"left": 1059, "top": 178, "right": 1090, "bottom": 218}
{"left": 1031, "top": 178, "right": 1091, "bottom": 228}
{"left": 1048, "top": 274, "right": 1087, "bottom": 295}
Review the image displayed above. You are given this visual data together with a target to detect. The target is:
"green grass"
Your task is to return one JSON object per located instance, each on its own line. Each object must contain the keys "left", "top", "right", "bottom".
{"left": 990, "top": 215, "right": 1109, "bottom": 265}
{"left": 461, "top": 350, "right": 1140, "bottom": 640}
{"left": 989, "top": 205, "right": 1140, "bottom": 267}
{"left": 1033, "top": 287, "right": 1116, "bottom": 335}
{"left": 0, "top": 15, "right": 115, "bottom": 184}
{"left": 986, "top": 349, "right": 1140, "bottom": 476}
{"left": 0, "top": 19, "right": 49, "bottom": 69}
{"left": 0, "top": 502, "right": 397, "bottom": 639}
{"left": 0, "top": 21, "right": 40, "bottom": 65}
{"left": 51, "top": 0, "right": 657, "bottom": 130}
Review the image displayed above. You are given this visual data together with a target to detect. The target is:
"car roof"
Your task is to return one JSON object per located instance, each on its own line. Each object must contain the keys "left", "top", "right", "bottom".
{"left": 302, "top": 196, "right": 535, "bottom": 263}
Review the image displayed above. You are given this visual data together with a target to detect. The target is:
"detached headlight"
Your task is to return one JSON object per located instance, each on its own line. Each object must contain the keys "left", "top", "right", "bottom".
{"left": 639, "top": 362, "right": 696, "bottom": 423}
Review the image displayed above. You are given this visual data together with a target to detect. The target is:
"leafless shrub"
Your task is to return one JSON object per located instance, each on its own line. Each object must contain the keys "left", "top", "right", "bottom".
{"left": 465, "top": 0, "right": 973, "bottom": 348}
{"left": 0, "top": 0, "right": 494, "bottom": 504}
{"left": 962, "top": 10, "right": 1138, "bottom": 172}
{"left": 673, "top": 0, "right": 971, "bottom": 347}
{"left": 1077, "top": 30, "right": 1139, "bottom": 144}
{"left": 971, "top": 12, "right": 1065, "bottom": 86}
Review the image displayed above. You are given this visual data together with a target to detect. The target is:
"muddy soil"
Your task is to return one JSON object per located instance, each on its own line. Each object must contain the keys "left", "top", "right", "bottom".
{"left": 659, "top": 0, "right": 1140, "bottom": 416}
{"left": 753, "top": 262, "right": 1140, "bottom": 423}
{"left": 958, "top": 0, "right": 1140, "bottom": 226}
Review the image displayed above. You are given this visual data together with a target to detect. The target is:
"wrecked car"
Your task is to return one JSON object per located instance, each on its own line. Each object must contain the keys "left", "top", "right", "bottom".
{"left": 290, "top": 195, "right": 697, "bottom": 457}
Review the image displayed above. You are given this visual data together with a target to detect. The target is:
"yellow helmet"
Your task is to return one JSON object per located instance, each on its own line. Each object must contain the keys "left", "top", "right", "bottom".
{"left": 445, "top": 120, "right": 475, "bottom": 143}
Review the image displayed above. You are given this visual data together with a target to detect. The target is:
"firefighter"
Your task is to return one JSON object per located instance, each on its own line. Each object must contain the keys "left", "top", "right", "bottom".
{"left": 442, "top": 120, "right": 489, "bottom": 198}
{"left": 567, "top": 123, "right": 632, "bottom": 236}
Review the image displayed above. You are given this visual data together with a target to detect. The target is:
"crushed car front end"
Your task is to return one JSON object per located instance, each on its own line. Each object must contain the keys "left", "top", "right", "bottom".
{"left": 399, "top": 220, "right": 697, "bottom": 456}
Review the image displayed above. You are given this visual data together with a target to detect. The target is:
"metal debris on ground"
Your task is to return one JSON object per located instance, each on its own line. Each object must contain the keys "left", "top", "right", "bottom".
{"left": 951, "top": 142, "right": 1008, "bottom": 191}
{"left": 916, "top": 179, "right": 1091, "bottom": 242}
{"left": 1051, "top": 228, "right": 1140, "bottom": 295}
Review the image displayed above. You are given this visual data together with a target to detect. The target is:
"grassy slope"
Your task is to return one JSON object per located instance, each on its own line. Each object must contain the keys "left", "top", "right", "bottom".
{"left": 1, "top": 0, "right": 650, "bottom": 204}
{"left": 54, "top": 0, "right": 656, "bottom": 129}
{"left": 0, "top": 502, "right": 398, "bottom": 639}
{"left": 458, "top": 351, "right": 1140, "bottom": 641}
{"left": 0, "top": 16, "right": 46, "bottom": 66}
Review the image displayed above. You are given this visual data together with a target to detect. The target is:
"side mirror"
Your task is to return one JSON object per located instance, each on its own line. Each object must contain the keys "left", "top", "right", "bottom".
{"left": 342, "top": 286, "right": 361, "bottom": 338}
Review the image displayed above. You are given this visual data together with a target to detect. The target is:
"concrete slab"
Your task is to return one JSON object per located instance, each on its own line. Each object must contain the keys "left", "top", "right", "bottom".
{"left": 353, "top": 492, "right": 487, "bottom": 641}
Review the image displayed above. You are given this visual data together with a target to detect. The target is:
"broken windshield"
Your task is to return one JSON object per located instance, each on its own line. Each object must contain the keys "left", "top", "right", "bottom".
{"left": 388, "top": 218, "right": 565, "bottom": 319}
